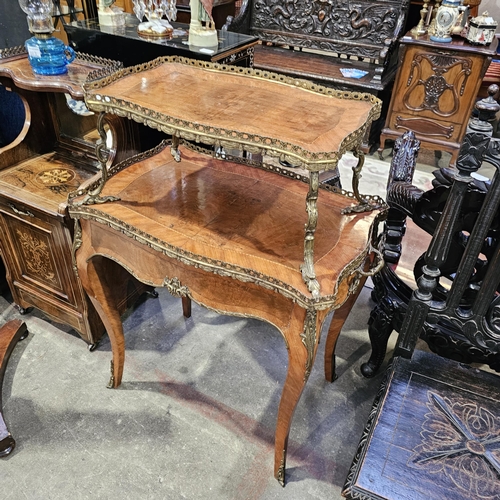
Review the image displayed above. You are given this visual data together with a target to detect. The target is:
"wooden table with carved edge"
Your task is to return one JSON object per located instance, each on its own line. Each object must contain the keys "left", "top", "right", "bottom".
{"left": 68, "top": 56, "right": 386, "bottom": 485}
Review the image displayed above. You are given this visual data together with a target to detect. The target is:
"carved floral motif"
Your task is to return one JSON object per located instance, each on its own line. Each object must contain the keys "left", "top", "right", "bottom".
{"left": 16, "top": 230, "right": 56, "bottom": 283}
{"left": 404, "top": 53, "right": 472, "bottom": 117}
{"left": 410, "top": 391, "right": 500, "bottom": 499}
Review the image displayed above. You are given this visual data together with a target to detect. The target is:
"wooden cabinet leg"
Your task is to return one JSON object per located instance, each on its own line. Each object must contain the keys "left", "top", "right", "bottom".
{"left": 0, "top": 319, "right": 28, "bottom": 457}
{"left": 182, "top": 296, "right": 191, "bottom": 318}
{"left": 274, "top": 306, "right": 325, "bottom": 486}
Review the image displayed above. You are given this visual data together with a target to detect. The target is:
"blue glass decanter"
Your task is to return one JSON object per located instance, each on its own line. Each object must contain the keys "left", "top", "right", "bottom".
{"left": 18, "top": 0, "right": 76, "bottom": 75}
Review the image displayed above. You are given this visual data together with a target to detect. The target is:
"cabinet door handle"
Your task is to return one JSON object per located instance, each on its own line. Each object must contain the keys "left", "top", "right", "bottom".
{"left": 8, "top": 203, "right": 35, "bottom": 218}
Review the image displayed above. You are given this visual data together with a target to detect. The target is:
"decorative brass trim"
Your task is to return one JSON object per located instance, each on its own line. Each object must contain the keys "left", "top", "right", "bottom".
{"left": 69, "top": 206, "right": 375, "bottom": 310}
{"left": 107, "top": 360, "right": 115, "bottom": 389}
{"left": 163, "top": 277, "right": 189, "bottom": 297}
{"left": 8, "top": 203, "right": 34, "bottom": 218}
{"left": 83, "top": 56, "right": 381, "bottom": 170}
{"left": 71, "top": 218, "right": 83, "bottom": 275}
{"left": 216, "top": 148, "right": 387, "bottom": 209}
{"left": 170, "top": 136, "right": 181, "bottom": 162}
{"left": 277, "top": 450, "right": 286, "bottom": 487}
{"left": 341, "top": 148, "right": 385, "bottom": 214}
{"left": 70, "top": 203, "right": 385, "bottom": 310}
{"left": 71, "top": 113, "right": 121, "bottom": 206}
{"left": 75, "top": 52, "right": 123, "bottom": 82}
{"left": 301, "top": 172, "right": 321, "bottom": 297}
{"left": 0, "top": 45, "right": 27, "bottom": 60}
{"left": 300, "top": 309, "right": 318, "bottom": 382}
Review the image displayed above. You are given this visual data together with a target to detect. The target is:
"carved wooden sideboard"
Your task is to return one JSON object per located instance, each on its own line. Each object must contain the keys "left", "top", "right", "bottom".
{"left": 68, "top": 56, "right": 386, "bottom": 484}
{"left": 378, "top": 32, "right": 498, "bottom": 165}
{"left": 0, "top": 49, "right": 148, "bottom": 347}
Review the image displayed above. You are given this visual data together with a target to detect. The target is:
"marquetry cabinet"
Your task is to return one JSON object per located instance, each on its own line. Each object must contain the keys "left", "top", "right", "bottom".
{"left": 0, "top": 49, "right": 146, "bottom": 347}
{"left": 378, "top": 31, "right": 498, "bottom": 165}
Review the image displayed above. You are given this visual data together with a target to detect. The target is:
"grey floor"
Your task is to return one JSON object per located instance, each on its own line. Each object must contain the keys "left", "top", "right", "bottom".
{"left": 0, "top": 147, "right": 458, "bottom": 499}
{"left": 1, "top": 283, "right": 386, "bottom": 500}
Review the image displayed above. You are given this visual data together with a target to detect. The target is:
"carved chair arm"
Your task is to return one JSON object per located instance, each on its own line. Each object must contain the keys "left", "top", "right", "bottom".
{"left": 379, "top": 130, "right": 421, "bottom": 264}
{"left": 386, "top": 182, "right": 424, "bottom": 217}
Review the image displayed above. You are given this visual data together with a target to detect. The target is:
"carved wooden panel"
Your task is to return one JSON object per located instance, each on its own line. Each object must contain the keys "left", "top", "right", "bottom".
{"left": 1, "top": 208, "right": 71, "bottom": 301}
{"left": 379, "top": 34, "right": 497, "bottom": 165}
{"left": 391, "top": 45, "right": 485, "bottom": 126}
{"left": 344, "top": 350, "right": 500, "bottom": 500}
{"left": 388, "top": 113, "right": 461, "bottom": 142}
{"left": 249, "top": 0, "right": 410, "bottom": 59}
{"left": 410, "top": 391, "right": 500, "bottom": 498}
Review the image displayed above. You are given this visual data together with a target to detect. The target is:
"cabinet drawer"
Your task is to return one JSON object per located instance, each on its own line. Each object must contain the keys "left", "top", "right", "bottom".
{"left": 386, "top": 112, "right": 463, "bottom": 143}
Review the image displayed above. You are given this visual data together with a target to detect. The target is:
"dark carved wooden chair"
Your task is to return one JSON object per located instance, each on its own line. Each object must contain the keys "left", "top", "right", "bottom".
{"left": 362, "top": 86, "right": 500, "bottom": 378}
{"left": 342, "top": 125, "right": 500, "bottom": 499}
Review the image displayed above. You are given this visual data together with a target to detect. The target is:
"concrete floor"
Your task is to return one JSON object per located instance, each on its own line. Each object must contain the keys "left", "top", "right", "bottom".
{"left": 0, "top": 281, "right": 385, "bottom": 500}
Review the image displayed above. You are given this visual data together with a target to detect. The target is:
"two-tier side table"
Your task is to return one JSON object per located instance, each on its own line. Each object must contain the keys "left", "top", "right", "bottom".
{"left": 68, "top": 57, "right": 386, "bottom": 484}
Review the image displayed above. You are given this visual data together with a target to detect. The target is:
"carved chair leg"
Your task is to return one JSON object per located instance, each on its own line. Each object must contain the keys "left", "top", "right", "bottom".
{"left": 361, "top": 299, "right": 395, "bottom": 378}
{"left": 324, "top": 279, "right": 366, "bottom": 383}
{"left": 0, "top": 319, "right": 28, "bottom": 457}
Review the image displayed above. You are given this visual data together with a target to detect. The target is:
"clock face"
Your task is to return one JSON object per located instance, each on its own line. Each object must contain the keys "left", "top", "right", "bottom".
{"left": 437, "top": 9, "right": 455, "bottom": 30}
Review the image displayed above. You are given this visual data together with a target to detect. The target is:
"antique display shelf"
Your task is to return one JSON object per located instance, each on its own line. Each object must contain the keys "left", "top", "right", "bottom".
{"left": 65, "top": 14, "right": 258, "bottom": 68}
{"left": 68, "top": 56, "right": 385, "bottom": 484}
{"left": 0, "top": 48, "right": 148, "bottom": 347}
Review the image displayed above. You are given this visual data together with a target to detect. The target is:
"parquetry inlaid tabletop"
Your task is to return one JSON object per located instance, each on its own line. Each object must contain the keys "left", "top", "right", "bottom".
{"left": 84, "top": 57, "right": 381, "bottom": 169}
